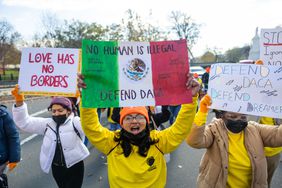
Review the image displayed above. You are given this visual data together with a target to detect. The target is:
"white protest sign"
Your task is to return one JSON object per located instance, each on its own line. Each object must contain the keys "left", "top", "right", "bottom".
{"left": 260, "top": 28, "right": 282, "bottom": 66}
{"left": 18, "top": 48, "right": 80, "bottom": 96}
{"left": 208, "top": 63, "right": 282, "bottom": 119}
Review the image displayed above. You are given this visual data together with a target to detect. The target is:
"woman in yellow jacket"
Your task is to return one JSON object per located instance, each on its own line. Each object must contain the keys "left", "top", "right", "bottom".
{"left": 78, "top": 73, "right": 200, "bottom": 188}
{"left": 186, "top": 95, "right": 282, "bottom": 188}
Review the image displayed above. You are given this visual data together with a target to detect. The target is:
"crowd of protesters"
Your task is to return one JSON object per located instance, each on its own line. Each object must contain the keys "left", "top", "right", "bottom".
{"left": 1, "top": 58, "right": 281, "bottom": 188}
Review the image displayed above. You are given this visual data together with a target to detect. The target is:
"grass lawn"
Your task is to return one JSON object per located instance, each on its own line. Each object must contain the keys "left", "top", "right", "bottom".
{"left": 0, "top": 69, "right": 19, "bottom": 80}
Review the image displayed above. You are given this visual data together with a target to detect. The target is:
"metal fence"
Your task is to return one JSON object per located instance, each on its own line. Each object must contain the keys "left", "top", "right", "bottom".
{"left": 0, "top": 74, "right": 18, "bottom": 81}
{"left": 0, "top": 74, "right": 18, "bottom": 87}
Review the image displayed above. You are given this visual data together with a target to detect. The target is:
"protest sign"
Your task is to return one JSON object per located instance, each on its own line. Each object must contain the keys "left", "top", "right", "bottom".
{"left": 81, "top": 39, "right": 191, "bottom": 108}
{"left": 260, "top": 28, "right": 282, "bottom": 66}
{"left": 18, "top": 48, "right": 80, "bottom": 96}
{"left": 208, "top": 63, "right": 282, "bottom": 119}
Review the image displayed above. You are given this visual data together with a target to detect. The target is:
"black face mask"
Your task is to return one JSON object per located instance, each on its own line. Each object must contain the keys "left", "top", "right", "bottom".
{"left": 122, "top": 128, "right": 149, "bottom": 146}
{"left": 52, "top": 114, "right": 67, "bottom": 125}
{"left": 225, "top": 119, "right": 248, "bottom": 133}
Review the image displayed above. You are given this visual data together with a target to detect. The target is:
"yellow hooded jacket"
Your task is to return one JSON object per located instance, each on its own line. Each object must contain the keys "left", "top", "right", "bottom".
{"left": 80, "top": 97, "right": 197, "bottom": 188}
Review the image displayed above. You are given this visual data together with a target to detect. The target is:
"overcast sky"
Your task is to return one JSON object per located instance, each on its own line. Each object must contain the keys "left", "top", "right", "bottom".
{"left": 1, "top": 0, "right": 282, "bottom": 56}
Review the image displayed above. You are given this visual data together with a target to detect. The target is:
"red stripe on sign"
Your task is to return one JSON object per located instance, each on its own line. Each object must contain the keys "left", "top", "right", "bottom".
{"left": 150, "top": 39, "right": 192, "bottom": 106}
{"left": 263, "top": 43, "right": 282, "bottom": 46}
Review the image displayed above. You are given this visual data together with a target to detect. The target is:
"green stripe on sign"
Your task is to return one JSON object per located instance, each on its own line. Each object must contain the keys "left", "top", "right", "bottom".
{"left": 81, "top": 40, "right": 119, "bottom": 108}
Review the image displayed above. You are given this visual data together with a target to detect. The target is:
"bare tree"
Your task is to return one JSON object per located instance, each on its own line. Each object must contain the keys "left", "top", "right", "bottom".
{"left": 0, "top": 19, "right": 20, "bottom": 75}
{"left": 169, "top": 11, "right": 201, "bottom": 61}
{"left": 120, "top": 9, "right": 166, "bottom": 41}
{"left": 34, "top": 12, "right": 61, "bottom": 47}
{"left": 34, "top": 12, "right": 109, "bottom": 48}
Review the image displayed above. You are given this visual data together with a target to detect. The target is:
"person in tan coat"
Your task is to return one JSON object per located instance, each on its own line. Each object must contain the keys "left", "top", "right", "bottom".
{"left": 186, "top": 95, "right": 282, "bottom": 188}
{"left": 258, "top": 116, "right": 282, "bottom": 187}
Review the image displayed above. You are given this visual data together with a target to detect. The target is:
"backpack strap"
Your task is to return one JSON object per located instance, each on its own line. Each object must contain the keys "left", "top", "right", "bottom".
{"left": 45, "top": 122, "right": 82, "bottom": 140}
{"left": 107, "top": 142, "right": 120, "bottom": 156}
{"left": 44, "top": 124, "right": 55, "bottom": 135}
{"left": 154, "top": 145, "right": 164, "bottom": 155}
{"left": 72, "top": 122, "right": 82, "bottom": 140}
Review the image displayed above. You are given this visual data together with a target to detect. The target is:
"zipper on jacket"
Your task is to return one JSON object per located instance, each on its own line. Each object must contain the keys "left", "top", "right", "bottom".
{"left": 52, "top": 125, "right": 66, "bottom": 167}
{"left": 57, "top": 126, "right": 65, "bottom": 166}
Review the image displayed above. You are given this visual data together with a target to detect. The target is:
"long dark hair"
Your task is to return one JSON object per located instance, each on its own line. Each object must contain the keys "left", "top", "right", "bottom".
{"left": 114, "top": 125, "right": 159, "bottom": 157}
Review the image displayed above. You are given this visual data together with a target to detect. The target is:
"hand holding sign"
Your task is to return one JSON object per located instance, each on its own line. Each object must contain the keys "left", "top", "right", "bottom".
{"left": 11, "top": 84, "right": 25, "bottom": 107}
{"left": 77, "top": 73, "right": 86, "bottom": 100}
{"left": 193, "top": 94, "right": 211, "bottom": 126}
{"left": 77, "top": 73, "right": 86, "bottom": 90}
{"left": 186, "top": 73, "right": 200, "bottom": 97}
{"left": 199, "top": 94, "right": 212, "bottom": 113}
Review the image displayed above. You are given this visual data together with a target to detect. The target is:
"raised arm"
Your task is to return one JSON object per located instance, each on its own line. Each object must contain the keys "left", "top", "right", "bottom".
{"left": 186, "top": 94, "right": 214, "bottom": 148}
{"left": 155, "top": 73, "right": 200, "bottom": 153}
{"left": 78, "top": 73, "right": 117, "bottom": 154}
{"left": 11, "top": 85, "right": 48, "bottom": 134}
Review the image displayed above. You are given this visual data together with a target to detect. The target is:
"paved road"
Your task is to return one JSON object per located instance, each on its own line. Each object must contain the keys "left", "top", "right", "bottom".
{"left": 3, "top": 98, "right": 282, "bottom": 188}
{"left": 0, "top": 87, "right": 13, "bottom": 97}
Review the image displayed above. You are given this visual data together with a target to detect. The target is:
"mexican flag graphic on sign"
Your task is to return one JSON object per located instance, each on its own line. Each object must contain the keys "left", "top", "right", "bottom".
{"left": 81, "top": 39, "right": 192, "bottom": 108}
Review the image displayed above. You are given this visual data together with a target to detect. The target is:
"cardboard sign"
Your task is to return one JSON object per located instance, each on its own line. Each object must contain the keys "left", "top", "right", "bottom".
{"left": 208, "top": 63, "right": 282, "bottom": 119}
{"left": 81, "top": 39, "right": 191, "bottom": 108}
{"left": 260, "top": 28, "right": 282, "bottom": 66}
{"left": 18, "top": 48, "right": 80, "bottom": 96}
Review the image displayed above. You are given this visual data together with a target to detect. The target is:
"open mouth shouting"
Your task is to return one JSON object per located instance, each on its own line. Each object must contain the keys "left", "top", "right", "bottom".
{"left": 130, "top": 125, "right": 142, "bottom": 135}
{"left": 122, "top": 113, "right": 147, "bottom": 135}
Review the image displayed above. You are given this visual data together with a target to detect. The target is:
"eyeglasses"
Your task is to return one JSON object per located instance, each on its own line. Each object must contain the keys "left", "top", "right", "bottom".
{"left": 124, "top": 114, "right": 146, "bottom": 122}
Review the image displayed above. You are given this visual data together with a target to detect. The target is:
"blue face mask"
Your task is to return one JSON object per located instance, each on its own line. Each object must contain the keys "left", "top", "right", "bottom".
{"left": 52, "top": 114, "right": 67, "bottom": 125}
{"left": 225, "top": 119, "right": 248, "bottom": 133}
